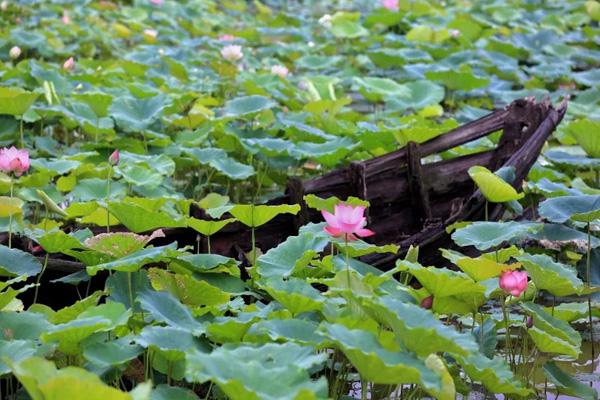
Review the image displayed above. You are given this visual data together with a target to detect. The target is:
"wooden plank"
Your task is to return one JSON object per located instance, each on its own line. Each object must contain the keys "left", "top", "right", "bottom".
{"left": 286, "top": 176, "right": 310, "bottom": 230}
{"left": 406, "top": 142, "right": 432, "bottom": 223}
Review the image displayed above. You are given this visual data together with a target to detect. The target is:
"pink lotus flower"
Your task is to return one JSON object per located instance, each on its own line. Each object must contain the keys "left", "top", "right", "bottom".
{"left": 9, "top": 46, "right": 21, "bottom": 59}
{"left": 499, "top": 270, "right": 528, "bottom": 297}
{"left": 143, "top": 28, "right": 158, "bottom": 40}
{"left": 321, "top": 204, "right": 375, "bottom": 240}
{"left": 63, "top": 57, "right": 75, "bottom": 71}
{"left": 62, "top": 11, "right": 70, "bottom": 24}
{"left": 108, "top": 149, "right": 119, "bottom": 166}
{"left": 270, "top": 65, "right": 289, "bottom": 78}
{"left": 381, "top": 0, "right": 399, "bottom": 11}
{"left": 0, "top": 147, "right": 29, "bottom": 176}
{"left": 221, "top": 45, "right": 243, "bottom": 62}
{"left": 218, "top": 34, "right": 236, "bottom": 41}
{"left": 150, "top": 0, "right": 162, "bottom": 5}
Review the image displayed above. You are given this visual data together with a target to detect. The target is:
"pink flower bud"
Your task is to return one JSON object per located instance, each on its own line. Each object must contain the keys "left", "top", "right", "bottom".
{"left": 62, "top": 11, "right": 70, "bottom": 25}
{"left": 499, "top": 270, "right": 528, "bottom": 297}
{"left": 218, "top": 34, "right": 236, "bottom": 42}
{"left": 63, "top": 57, "right": 75, "bottom": 71}
{"left": 420, "top": 295, "right": 433, "bottom": 309}
{"left": 108, "top": 149, "right": 119, "bottom": 166}
{"left": 526, "top": 316, "right": 533, "bottom": 329}
{"left": 9, "top": 46, "right": 21, "bottom": 59}
{"left": 381, "top": 0, "right": 399, "bottom": 11}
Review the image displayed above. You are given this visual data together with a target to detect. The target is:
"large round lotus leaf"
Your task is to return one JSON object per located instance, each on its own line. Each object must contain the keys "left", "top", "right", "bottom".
{"left": 452, "top": 221, "right": 543, "bottom": 251}
{"left": 386, "top": 80, "right": 445, "bottom": 111}
{"left": 222, "top": 95, "right": 275, "bottom": 118}
{"left": 543, "top": 362, "right": 599, "bottom": 400}
{"left": 0, "top": 88, "right": 39, "bottom": 116}
{"left": 354, "top": 77, "right": 411, "bottom": 102}
{"left": 0, "top": 245, "right": 42, "bottom": 277}
{"left": 468, "top": 166, "right": 524, "bottom": 203}
{"left": 565, "top": 119, "right": 600, "bottom": 158}
{"left": 538, "top": 194, "right": 600, "bottom": 223}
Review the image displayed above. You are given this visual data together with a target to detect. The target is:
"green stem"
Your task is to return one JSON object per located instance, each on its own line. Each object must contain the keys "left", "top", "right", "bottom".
{"left": 127, "top": 272, "right": 134, "bottom": 311}
{"left": 33, "top": 253, "right": 48, "bottom": 305}
{"left": 501, "top": 296, "right": 514, "bottom": 366}
{"left": 203, "top": 381, "right": 214, "bottom": 400}
{"left": 361, "top": 379, "right": 367, "bottom": 400}
{"left": 19, "top": 118, "right": 23, "bottom": 148}
{"left": 8, "top": 181, "right": 13, "bottom": 248}
{"left": 586, "top": 223, "right": 595, "bottom": 369}
{"left": 251, "top": 226, "right": 256, "bottom": 266}
{"left": 207, "top": 236, "right": 211, "bottom": 254}
{"left": 345, "top": 234, "right": 350, "bottom": 289}
{"left": 106, "top": 165, "right": 111, "bottom": 233}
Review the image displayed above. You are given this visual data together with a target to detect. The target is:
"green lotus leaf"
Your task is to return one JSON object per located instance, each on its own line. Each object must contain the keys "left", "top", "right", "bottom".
{"left": 425, "top": 67, "right": 490, "bottom": 91}
{"left": 0, "top": 196, "right": 23, "bottom": 217}
{"left": 0, "top": 87, "right": 39, "bottom": 116}
{"left": 538, "top": 195, "right": 600, "bottom": 223}
{"left": 222, "top": 95, "right": 275, "bottom": 118}
{"left": 454, "top": 352, "right": 531, "bottom": 396}
{"left": 468, "top": 166, "right": 524, "bottom": 203}
{"left": 521, "top": 302, "right": 581, "bottom": 358}
{"left": 228, "top": 204, "right": 300, "bottom": 228}
{"left": 0, "top": 339, "right": 39, "bottom": 375}
{"left": 565, "top": 119, "right": 600, "bottom": 158}
{"left": 0, "top": 245, "right": 43, "bottom": 277}
{"left": 543, "top": 362, "right": 598, "bottom": 400}
{"left": 41, "top": 302, "right": 131, "bottom": 355}
{"left": 110, "top": 94, "right": 168, "bottom": 132}
{"left": 107, "top": 201, "right": 185, "bottom": 233}
{"left": 517, "top": 254, "right": 585, "bottom": 296}
{"left": 452, "top": 221, "right": 543, "bottom": 251}
{"left": 320, "top": 322, "right": 451, "bottom": 398}
{"left": 136, "top": 326, "right": 206, "bottom": 361}
{"left": 150, "top": 384, "right": 200, "bottom": 400}
{"left": 303, "top": 194, "right": 369, "bottom": 213}
{"left": 386, "top": 80, "right": 445, "bottom": 111}
{"left": 261, "top": 278, "right": 324, "bottom": 315}
{"left": 49, "top": 291, "right": 103, "bottom": 324}
{"left": 359, "top": 295, "right": 480, "bottom": 357}
{"left": 245, "top": 318, "right": 324, "bottom": 345}
{"left": 35, "top": 230, "right": 84, "bottom": 253}
{"left": 83, "top": 337, "right": 143, "bottom": 368}
{"left": 186, "top": 148, "right": 255, "bottom": 180}
{"left": 138, "top": 289, "right": 204, "bottom": 334}
{"left": 176, "top": 253, "right": 239, "bottom": 274}
{"left": 148, "top": 268, "right": 230, "bottom": 307}
{"left": 87, "top": 242, "right": 179, "bottom": 276}
{"left": 354, "top": 77, "right": 411, "bottom": 102}
{"left": 186, "top": 217, "right": 234, "bottom": 236}
{"left": 441, "top": 249, "right": 520, "bottom": 281}
{"left": 185, "top": 343, "right": 328, "bottom": 400}
{"left": 256, "top": 230, "right": 329, "bottom": 279}
{"left": 543, "top": 301, "right": 600, "bottom": 322}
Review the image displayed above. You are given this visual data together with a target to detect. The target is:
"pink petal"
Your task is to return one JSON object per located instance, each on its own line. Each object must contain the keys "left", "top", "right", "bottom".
{"left": 351, "top": 205, "right": 366, "bottom": 221}
{"left": 321, "top": 210, "right": 341, "bottom": 229}
{"left": 356, "top": 228, "right": 375, "bottom": 237}
{"left": 324, "top": 226, "right": 342, "bottom": 237}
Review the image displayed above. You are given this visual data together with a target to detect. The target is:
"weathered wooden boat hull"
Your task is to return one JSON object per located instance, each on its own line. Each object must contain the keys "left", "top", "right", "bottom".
{"left": 203, "top": 97, "right": 568, "bottom": 268}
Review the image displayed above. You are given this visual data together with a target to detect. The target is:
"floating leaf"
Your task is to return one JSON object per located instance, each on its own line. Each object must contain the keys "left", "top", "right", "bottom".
{"left": 452, "top": 222, "right": 543, "bottom": 251}
{"left": 222, "top": 95, "right": 275, "bottom": 117}
{"left": 0, "top": 245, "right": 43, "bottom": 277}
{"left": 538, "top": 195, "right": 600, "bottom": 223}
{"left": 468, "top": 166, "right": 524, "bottom": 203}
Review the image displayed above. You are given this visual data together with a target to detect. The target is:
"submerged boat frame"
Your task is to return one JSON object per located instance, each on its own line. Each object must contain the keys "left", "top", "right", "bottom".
{"left": 203, "top": 97, "right": 568, "bottom": 268}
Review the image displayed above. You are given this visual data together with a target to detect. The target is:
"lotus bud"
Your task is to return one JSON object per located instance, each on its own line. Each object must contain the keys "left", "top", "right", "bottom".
{"left": 9, "top": 46, "right": 21, "bottom": 59}
{"left": 420, "top": 295, "right": 433, "bottom": 309}
{"left": 63, "top": 57, "right": 75, "bottom": 71}
{"left": 108, "top": 149, "right": 119, "bottom": 166}
{"left": 381, "top": 0, "right": 399, "bottom": 11}
{"left": 526, "top": 316, "right": 533, "bottom": 329}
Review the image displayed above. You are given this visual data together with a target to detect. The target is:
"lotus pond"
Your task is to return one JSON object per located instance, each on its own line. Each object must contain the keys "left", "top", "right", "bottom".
{"left": 0, "top": 0, "right": 599, "bottom": 399}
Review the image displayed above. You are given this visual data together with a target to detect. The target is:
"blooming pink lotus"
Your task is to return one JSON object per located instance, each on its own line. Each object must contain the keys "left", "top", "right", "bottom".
{"left": 62, "top": 11, "right": 70, "bottom": 24}
{"left": 382, "top": 0, "right": 399, "bottom": 11}
{"left": 499, "top": 270, "right": 528, "bottom": 297}
{"left": 108, "top": 149, "right": 119, "bottom": 166}
{"left": 0, "top": 147, "right": 29, "bottom": 176}
{"left": 150, "top": 0, "right": 163, "bottom": 5}
{"left": 63, "top": 57, "right": 75, "bottom": 71}
{"left": 221, "top": 45, "right": 243, "bottom": 62}
{"left": 270, "top": 65, "right": 289, "bottom": 78}
{"left": 322, "top": 204, "right": 374, "bottom": 240}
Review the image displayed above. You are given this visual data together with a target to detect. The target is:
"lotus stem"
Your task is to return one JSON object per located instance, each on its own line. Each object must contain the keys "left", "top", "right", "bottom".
{"left": 344, "top": 234, "right": 350, "bottom": 289}
{"left": 8, "top": 180, "right": 13, "bottom": 248}
{"left": 501, "top": 296, "right": 514, "bottom": 367}
{"left": 127, "top": 272, "right": 134, "bottom": 312}
{"left": 106, "top": 165, "right": 111, "bottom": 233}
{"left": 32, "top": 253, "right": 48, "bottom": 305}
{"left": 586, "top": 222, "right": 595, "bottom": 368}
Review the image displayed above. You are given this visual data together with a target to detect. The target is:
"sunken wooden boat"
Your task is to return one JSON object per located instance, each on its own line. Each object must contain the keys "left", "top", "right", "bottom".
{"left": 200, "top": 97, "right": 568, "bottom": 269}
